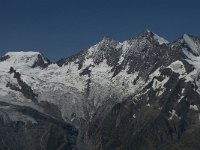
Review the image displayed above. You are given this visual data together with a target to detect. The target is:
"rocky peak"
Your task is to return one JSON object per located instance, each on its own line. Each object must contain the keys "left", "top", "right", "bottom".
{"left": 136, "top": 29, "right": 169, "bottom": 45}
{"left": 139, "top": 29, "right": 154, "bottom": 37}
{"left": 101, "top": 36, "right": 114, "bottom": 43}
{"left": 97, "top": 36, "right": 119, "bottom": 50}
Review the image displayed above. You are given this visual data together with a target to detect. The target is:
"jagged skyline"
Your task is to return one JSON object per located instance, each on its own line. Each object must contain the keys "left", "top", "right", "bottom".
{"left": 0, "top": 0, "right": 200, "bottom": 61}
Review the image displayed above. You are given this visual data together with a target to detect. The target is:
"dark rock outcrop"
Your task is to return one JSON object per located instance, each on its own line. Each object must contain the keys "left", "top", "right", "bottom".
{"left": 6, "top": 67, "right": 38, "bottom": 102}
{"left": 0, "top": 102, "right": 78, "bottom": 150}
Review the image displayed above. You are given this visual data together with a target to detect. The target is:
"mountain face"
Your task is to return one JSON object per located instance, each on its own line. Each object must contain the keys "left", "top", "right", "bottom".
{"left": 0, "top": 30, "right": 200, "bottom": 149}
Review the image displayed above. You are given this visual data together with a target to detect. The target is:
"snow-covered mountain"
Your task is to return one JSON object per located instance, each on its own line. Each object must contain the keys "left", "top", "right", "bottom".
{"left": 1, "top": 30, "right": 200, "bottom": 149}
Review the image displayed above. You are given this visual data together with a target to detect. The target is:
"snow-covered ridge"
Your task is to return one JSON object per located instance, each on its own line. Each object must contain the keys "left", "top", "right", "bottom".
{"left": 5, "top": 51, "right": 41, "bottom": 57}
{"left": 153, "top": 33, "right": 169, "bottom": 44}
{"left": 139, "top": 29, "right": 169, "bottom": 44}
{"left": 0, "top": 51, "right": 49, "bottom": 71}
{"left": 3, "top": 51, "right": 43, "bottom": 66}
{"left": 183, "top": 34, "right": 200, "bottom": 55}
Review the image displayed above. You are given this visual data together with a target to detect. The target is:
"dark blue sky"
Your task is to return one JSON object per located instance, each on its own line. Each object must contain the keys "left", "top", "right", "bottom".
{"left": 0, "top": 0, "right": 200, "bottom": 61}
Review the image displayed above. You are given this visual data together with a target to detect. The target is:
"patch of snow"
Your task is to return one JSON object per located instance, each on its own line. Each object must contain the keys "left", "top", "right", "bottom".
{"left": 190, "top": 105, "right": 199, "bottom": 111}
{"left": 112, "top": 67, "right": 144, "bottom": 94}
{"left": 134, "top": 89, "right": 150, "bottom": 101}
{"left": 146, "top": 103, "right": 151, "bottom": 107}
{"left": 118, "top": 56, "right": 124, "bottom": 64}
{"left": 178, "top": 96, "right": 184, "bottom": 103}
{"left": 5, "top": 51, "right": 40, "bottom": 56}
{"left": 167, "top": 60, "right": 187, "bottom": 79}
{"left": 133, "top": 114, "right": 136, "bottom": 118}
{"left": 87, "top": 44, "right": 99, "bottom": 56}
{"left": 153, "top": 33, "right": 169, "bottom": 44}
{"left": 183, "top": 34, "right": 199, "bottom": 55}
{"left": 149, "top": 68, "right": 161, "bottom": 79}
{"left": 83, "top": 58, "right": 94, "bottom": 67}
{"left": 182, "top": 48, "right": 200, "bottom": 90}
{"left": 168, "top": 109, "right": 178, "bottom": 120}
{"left": 121, "top": 41, "right": 131, "bottom": 53}
{"left": 152, "top": 76, "right": 169, "bottom": 96}
{"left": 181, "top": 88, "right": 185, "bottom": 94}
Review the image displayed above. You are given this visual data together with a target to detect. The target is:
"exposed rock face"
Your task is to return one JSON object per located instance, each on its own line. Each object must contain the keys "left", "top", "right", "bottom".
{"left": 6, "top": 67, "right": 38, "bottom": 102}
{"left": 85, "top": 65, "right": 200, "bottom": 150}
{"left": 0, "top": 55, "right": 10, "bottom": 62}
{"left": 0, "top": 102, "right": 78, "bottom": 150}
{"left": 1, "top": 30, "right": 200, "bottom": 149}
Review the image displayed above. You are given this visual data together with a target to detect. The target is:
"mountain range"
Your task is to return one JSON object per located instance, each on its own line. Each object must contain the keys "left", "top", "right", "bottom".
{"left": 0, "top": 30, "right": 200, "bottom": 150}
